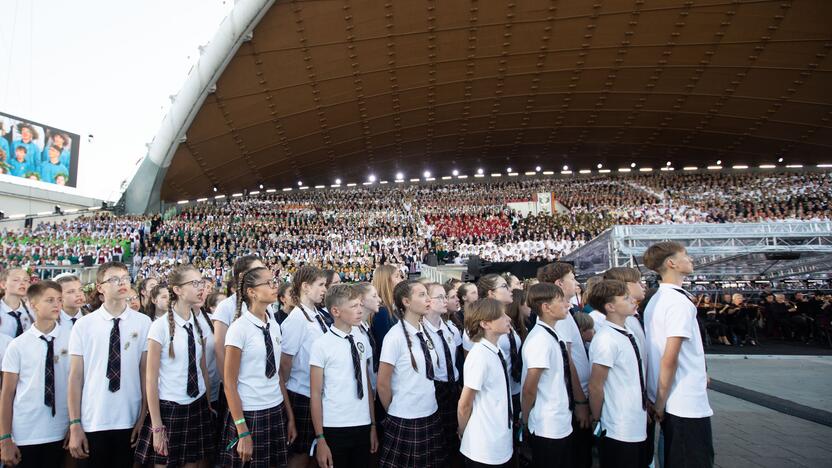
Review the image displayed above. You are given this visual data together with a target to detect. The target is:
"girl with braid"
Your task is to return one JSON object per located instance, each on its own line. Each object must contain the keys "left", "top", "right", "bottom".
{"left": 135, "top": 265, "right": 214, "bottom": 467}
{"left": 221, "top": 267, "right": 296, "bottom": 468}
{"left": 377, "top": 280, "right": 445, "bottom": 468}
{"left": 279, "top": 265, "right": 328, "bottom": 466}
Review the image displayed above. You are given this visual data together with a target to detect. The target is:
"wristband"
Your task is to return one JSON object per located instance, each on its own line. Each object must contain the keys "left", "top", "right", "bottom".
{"left": 152, "top": 426, "right": 166, "bottom": 434}
{"left": 69, "top": 418, "right": 82, "bottom": 426}
{"left": 0, "top": 434, "right": 10, "bottom": 441}
{"left": 315, "top": 433, "right": 326, "bottom": 440}
{"left": 575, "top": 400, "right": 589, "bottom": 405}
{"left": 225, "top": 431, "right": 251, "bottom": 451}
{"left": 234, "top": 418, "right": 246, "bottom": 426}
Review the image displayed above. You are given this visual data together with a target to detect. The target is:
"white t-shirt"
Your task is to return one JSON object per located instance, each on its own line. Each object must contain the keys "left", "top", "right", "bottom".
{"left": 147, "top": 312, "right": 207, "bottom": 404}
{"left": 0, "top": 298, "right": 33, "bottom": 338}
{"left": 2, "top": 324, "right": 70, "bottom": 445}
{"left": 0, "top": 334, "right": 12, "bottom": 369}
{"left": 69, "top": 306, "right": 151, "bottom": 432}
{"left": 357, "top": 323, "right": 376, "bottom": 390}
{"left": 422, "top": 319, "right": 459, "bottom": 383}
{"left": 555, "top": 312, "right": 590, "bottom": 394}
{"left": 379, "top": 320, "right": 439, "bottom": 419}
{"left": 625, "top": 315, "right": 646, "bottom": 361}
{"left": 224, "top": 310, "right": 284, "bottom": 411}
{"left": 460, "top": 339, "right": 513, "bottom": 465}
{"left": 521, "top": 321, "right": 573, "bottom": 440}
{"left": 60, "top": 309, "right": 84, "bottom": 327}
{"left": 213, "top": 294, "right": 275, "bottom": 327}
{"left": 282, "top": 305, "right": 328, "bottom": 397}
{"left": 309, "top": 326, "right": 371, "bottom": 428}
{"left": 588, "top": 310, "right": 606, "bottom": 334}
{"left": 463, "top": 327, "right": 521, "bottom": 395}
{"left": 644, "top": 284, "right": 712, "bottom": 418}
{"left": 589, "top": 322, "right": 648, "bottom": 443}
{"left": 198, "top": 312, "right": 221, "bottom": 402}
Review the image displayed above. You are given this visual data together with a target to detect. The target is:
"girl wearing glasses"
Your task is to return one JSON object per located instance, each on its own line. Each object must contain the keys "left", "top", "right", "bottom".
{"left": 135, "top": 265, "right": 214, "bottom": 467}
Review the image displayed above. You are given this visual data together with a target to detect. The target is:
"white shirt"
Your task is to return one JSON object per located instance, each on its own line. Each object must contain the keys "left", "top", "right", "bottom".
{"left": 555, "top": 312, "right": 590, "bottom": 394}
{"left": 0, "top": 334, "right": 12, "bottom": 370}
{"left": 357, "top": 323, "right": 376, "bottom": 390}
{"left": 60, "top": 309, "right": 84, "bottom": 327}
{"left": 379, "top": 320, "right": 439, "bottom": 419}
{"left": 309, "top": 326, "right": 371, "bottom": 428}
{"left": 282, "top": 305, "right": 328, "bottom": 397}
{"left": 589, "top": 322, "right": 648, "bottom": 443}
{"left": 644, "top": 284, "right": 712, "bottom": 418}
{"left": 69, "top": 306, "right": 151, "bottom": 432}
{"left": 225, "top": 310, "right": 283, "bottom": 411}
{"left": 625, "top": 315, "right": 647, "bottom": 360}
{"left": 0, "top": 298, "right": 33, "bottom": 338}
{"left": 422, "top": 319, "right": 459, "bottom": 382}
{"left": 2, "top": 324, "right": 70, "bottom": 445}
{"left": 460, "top": 339, "right": 513, "bottom": 465}
{"left": 463, "top": 327, "right": 521, "bottom": 394}
{"left": 213, "top": 294, "right": 275, "bottom": 327}
{"left": 521, "top": 321, "right": 573, "bottom": 440}
{"left": 589, "top": 310, "right": 606, "bottom": 334}
{"left": 148, "top": 312, "right": 206, "bottom": 404}
{"left": 198, "top": 312, "right": 221, "bottom": 402}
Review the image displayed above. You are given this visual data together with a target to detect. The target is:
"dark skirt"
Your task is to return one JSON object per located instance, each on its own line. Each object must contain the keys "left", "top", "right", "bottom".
{"left": 379, "top": 412, "right": 446, "bottom": 468}
{"left": 287, "top": 390, "right": 314, "bottom": 454}
{"left": 434, "top": 380, "right": 461, "bottom": 451}
{"left": 220, "top": 402, "right": 289, "bottom": 468}
{"left": 212, "top": 382, "right": 229, "bottom": 458}
{"left": 134, "top": 394, "right": 214, "bottom": 466}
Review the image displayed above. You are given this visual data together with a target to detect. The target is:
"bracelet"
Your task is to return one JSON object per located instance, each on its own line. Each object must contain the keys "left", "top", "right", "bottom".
{"left": 152, "top": 426, "right": 166, "bottom": 434}
{"left": 574, "top": 400, "right": 589, "bottom": 405}
{"left": 225, "top": 431, "right": 251, "bottom": 451}
{"left": 315, "top": 433, "right": 326, "bottom": 440}
{"left": 69, "top": 418, "right": 82, "bottom": 426}
{"left": 234, "top": 418, "right": 246, "bottom": 426}
{"left": 0, "top": 434, "right": 10, "bottom": 441}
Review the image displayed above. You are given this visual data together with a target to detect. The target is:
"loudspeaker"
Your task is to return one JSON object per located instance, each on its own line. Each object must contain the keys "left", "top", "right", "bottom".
{"left": 765, "top": 252, "right": 801, "bottom": 261}
{"left": 24, "top": 217, "right": 33, "bottom": 229}
{"left": 425, "top": 253, "right": 438, "bottom": 267}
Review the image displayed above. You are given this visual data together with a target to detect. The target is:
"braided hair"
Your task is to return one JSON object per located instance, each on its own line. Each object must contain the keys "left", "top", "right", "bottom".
{"left": 392, "top": 280, "right": 437, "bottom": 372}
{"left": 290, "top": 265, "right": 326, "bottom": 322}
{"left": 235, "top": 267, "right": 270, "bottom": 320}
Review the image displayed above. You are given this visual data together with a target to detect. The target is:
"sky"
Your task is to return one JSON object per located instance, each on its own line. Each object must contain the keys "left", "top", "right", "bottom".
{"left": 0, "top": 0, "right": 233, "bottom": 200}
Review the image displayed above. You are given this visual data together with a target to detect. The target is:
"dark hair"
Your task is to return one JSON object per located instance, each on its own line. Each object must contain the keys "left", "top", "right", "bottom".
{"left": 230, "top": 255, "right": 262, "bottom": 295}
{"left": 144, "top": 284, "right": 169, "bottom": 320}
{"left": 476, "top": 274, "right": 504, "bottom": 299}
{"left": 27, "top": 280, "right": 62, "bottom": 302}
{"left": 166, "top": 265, "right": 205, "bottom": 358}
{"left": 464, "top": 298, "right": 505, "bottom": 343}
{"left": 643, "top": 242, "right": 686, "bottom": 273}
{"left": 392, "top": 280, "right": 427, "bottom": 371}
{"left": 536, "top": 262, "right": 574, "bottom": 284}
{"left": 527, "top": 282, "right": 564, "bottom": 316}
{"left": 506, "top": 288, "right": 529, "bottom": 340}
{"left": 323, "top": 270, "right": 340, "bottom": 288}
{"left": 457, "top": 283, "right": 477, "bottom": 305}
{"left": 587, "top": 279, "right": 629, "bottom": 315}
{"left": 603, "top": 267, "right": 641, "bottom": 284}
{"left": 55, "top": 274, "right": 81, "bottom": 286}
{"left": 290, "top": 265, "right": 326, "bottom": 322}
{"left": 96, "top": 261, "right": 129, "bottom": 284}
{"left": 235, "top": 267, "right": 270, "bottom": 320}
{"left": 136, "top": 276, "right": 159, "bottom": 311}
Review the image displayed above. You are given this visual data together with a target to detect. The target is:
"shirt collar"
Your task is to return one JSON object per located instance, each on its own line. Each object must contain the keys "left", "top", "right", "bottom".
{"left": 171, "top": 311, "right": 194, "bottom": 328}
{"left": 478, "top": 337, "right": 500, "bottom": 355}
{"left": 29, "top": 323, "right": 60, "bottom": 340}
{"left": 536, "top": 319, "right": 557, "bottom": 334}
{"left": 328, "top": 325, "right": 353, "bottom": 339}
{"left": 243, "top": 310, "right": 269, "bottom": 328}
{"left": 61, "top": 309, "right": 83, "bottom": 320}
{"left": 0, "top": 298, "right": 25, "bottom": 314}
{"left": 401, "top": 318, "right": 424, "bottom": 336}
{"left": 98, "top": 305, "right": 128, "bottom": 321}
{"left": 422, "top": 318, "right": 445, "bottom": 334}
{"left": 606, "top": 321, "right": 630, "bottom": 334}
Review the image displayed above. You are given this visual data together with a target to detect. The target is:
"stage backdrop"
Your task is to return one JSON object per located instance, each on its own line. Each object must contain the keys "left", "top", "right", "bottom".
{"left": 0, "top": 111, "right": 80, "bottom": 187}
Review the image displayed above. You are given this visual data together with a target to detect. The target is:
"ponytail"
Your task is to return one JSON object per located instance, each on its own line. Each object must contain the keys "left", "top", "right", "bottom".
{"left": 167, "top": 301, "right": 176, "bottom": 358}
{"left": 234, "top": 273, "right": 246, "bottom": 321}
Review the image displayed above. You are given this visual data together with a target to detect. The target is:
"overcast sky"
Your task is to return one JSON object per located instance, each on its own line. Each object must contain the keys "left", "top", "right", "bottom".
{"left": 0, "top": 0, "right": 232, "bottom": 200}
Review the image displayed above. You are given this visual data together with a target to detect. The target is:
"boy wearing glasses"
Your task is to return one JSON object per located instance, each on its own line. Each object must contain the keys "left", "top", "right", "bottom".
{"left": 67, "top": 262, "right": 151, "bottom": 468}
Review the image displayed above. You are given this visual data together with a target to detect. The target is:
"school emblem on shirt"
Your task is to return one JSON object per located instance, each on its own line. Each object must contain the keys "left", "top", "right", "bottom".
{"left": 274, "top": 336, "right": 281, "bottom": 346}
{"left": 426, "top": 339, "right": 435, "bottom": 350}
{"left": 446, "top": 336, "right": 452, "bottom": 345}
{"left": 356, "top": 342, "right": 365, "bottom": 355}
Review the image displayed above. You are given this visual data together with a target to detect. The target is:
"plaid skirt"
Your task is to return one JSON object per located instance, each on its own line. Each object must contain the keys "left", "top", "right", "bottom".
{"left": 134, "top": 395, "right": 214, "bottom": 465}
{"left": 434, "top": 380, "right": 461, "bottom": 451}
{"left": 287, "top": 390, "right": 314, "bottom": 454}
{"left": 220, "top": 403, "right": 289, "bottom": 468}
{"left": 379, "top": 412, "right": 446, "bottom": 468}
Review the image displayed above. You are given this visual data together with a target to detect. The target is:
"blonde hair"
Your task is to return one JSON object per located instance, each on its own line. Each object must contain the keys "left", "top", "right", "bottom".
{"left": 371, "top": 265, "right": 398, "bottom": 315}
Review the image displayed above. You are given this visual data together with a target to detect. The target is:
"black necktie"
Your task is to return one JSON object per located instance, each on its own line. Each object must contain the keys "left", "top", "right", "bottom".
{"left": 40, "top": 336, "right": 56, "bottom": 416}
{"left": 183, "top": 323, "right": 199, "bottom": 398}
{"left": 496, "top": 349, "right": 512, "bottom": 428}
{"left": 436, "top": 328, "right": 455, "bottom": 382}
{"left": 9, "top": 311, "right": 23, "bottom": 337}
{"left": 361, "top": 324, "right": 379, "bottom": 373}
{"left": 345, "top": 334, "right": 364, "bottom": 399}
{"left": 540, "top": 325, "right": 575, "bottom": 411}
{"left": 415, "top": 331, "right": 435, "bottom": 380}
{"left": 259, "top": 323, "right": 277, "bottom": 378}
{"left": 313, "top": 313, "right": 328, "bottom": 334}
{"left": 508, "top": 329, "right": 521, "bottom": 383}
{"left": 106, "top": 318, "right": 121, "bottom": 392}
{"left": 611, "top": 327, "right": 648, "bottom": 410}
{"left": 71, "top": 317, "right": 78, "bottom": 326}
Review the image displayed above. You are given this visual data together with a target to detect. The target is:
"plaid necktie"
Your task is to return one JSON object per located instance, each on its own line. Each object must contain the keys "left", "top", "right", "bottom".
{"left": 415, "top": 332, "right": 435, "bottom": 380}
{"left": 540, "top": 326, "right": 575, "bottom": 411}
{"left": 183, "top": 323, "right": 199, "bottom": 398}
{"left": 345, "top": 334, "right": 364, "bottom": 399}
{"left": 508, "top": 329, "right": 521, "bottom": 383}
{"left": 106, "top": 318, "right": 121, "bottom": 392}
{"left": 435, "top": 328, "right": 455, "bottom": 383}
{"left": 496, "top": 349, "right": 512, "bottom": 428}
{"left": 611, "top": 327, "right": 648, "bottom": 410}
{"left": 40, "top": 336, "right": 56, "bottom": 416}
{"left": 9, "top": 311, "right": 23, "bottom": 337}
{"left": 259, "top": 323, "right": 277, "bottom": 378}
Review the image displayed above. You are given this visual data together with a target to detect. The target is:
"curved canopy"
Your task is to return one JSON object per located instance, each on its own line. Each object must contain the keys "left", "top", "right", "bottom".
{"left": 154, "top": 0, "right": 832, "bottom": 203}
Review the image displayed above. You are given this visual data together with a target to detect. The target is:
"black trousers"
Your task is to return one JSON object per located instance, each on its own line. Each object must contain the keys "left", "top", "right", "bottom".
{"left": 599, "top": 437, "right": 646, "bottom": 468}
{"left": 18, "top": 440, "right": 64, "bottom": 468}
{"left": 571, "top": 417, "right": 593, "bottom": 468}
{"left": 464, "top": 455, "right": 512, "bottom": 468}
{"left": 530, "top": 433, "right": 572, "bottom": 468}
{"left": 323, "top": 424, "right": 371, "bottom": 468}
{"left": 661, "top": 413, "right": 714, "bottom": 468}
{"left": 644, "top": 419, "right": 656, "bottom": 467}
{"left": 85, "top": 428, "right": 133, "bottom": 468}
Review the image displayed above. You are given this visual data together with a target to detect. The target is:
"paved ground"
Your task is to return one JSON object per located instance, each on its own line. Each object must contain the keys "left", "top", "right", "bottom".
{"left": 710, "top": 390, "right": 832, "bottom": 468}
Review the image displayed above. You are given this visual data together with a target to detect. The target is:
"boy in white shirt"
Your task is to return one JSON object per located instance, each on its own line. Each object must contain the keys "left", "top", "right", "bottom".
{"left": 56, "top": 274, "right": 86, "bottom": 326}
{"left": 0, "top": 268, "right": 33, "bottom": 338}
{"left": 521, "top": 282, "right": 574, "bottom": 468}
{"left": 67, "top": 262, "right": 152, "bottom": 468}
{"left": 458, "top": 298, "right": 513, "bottom": 467}
{"left": 310, "top": 284, "right": 377, "bottom": 468}
{"left": 0, "top": 281, "right": 70, "bottom": 467}
{"left": 587, "top": 280, "right": 648, "bottom": 468}
{"left": 642, "top": 242, "right": 714, "bottom": 468}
